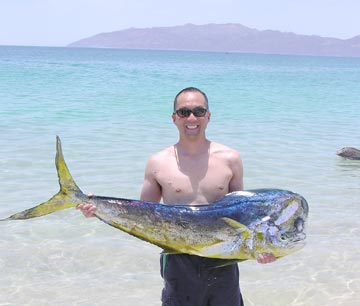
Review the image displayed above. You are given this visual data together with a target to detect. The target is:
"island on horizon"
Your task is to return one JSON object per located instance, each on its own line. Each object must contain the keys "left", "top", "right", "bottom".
{"left": 68, "top": 23, "right": 360, "bottom": 57}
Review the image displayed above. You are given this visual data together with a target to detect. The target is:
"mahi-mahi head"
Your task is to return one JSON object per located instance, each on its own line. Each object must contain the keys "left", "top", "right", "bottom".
{"left": 1, "top": 137, "right": 309, "bottom": 262}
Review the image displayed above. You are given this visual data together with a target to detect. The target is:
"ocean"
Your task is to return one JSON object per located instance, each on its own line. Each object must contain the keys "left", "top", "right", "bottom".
{"left": 0, "top": 45, "right": 359, "bottom": 306}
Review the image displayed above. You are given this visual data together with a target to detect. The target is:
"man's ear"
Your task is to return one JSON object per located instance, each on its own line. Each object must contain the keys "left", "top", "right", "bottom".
{"left": 207, "top": 112, "right": 211, "bottom": 121}
{"left": 172, "top": 113, "right": 176, "bottom": 123}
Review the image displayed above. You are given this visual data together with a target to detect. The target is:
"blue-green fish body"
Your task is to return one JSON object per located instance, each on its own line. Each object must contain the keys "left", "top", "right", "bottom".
{"left": 1, "top": 137, "right": 309, "bottom": 261}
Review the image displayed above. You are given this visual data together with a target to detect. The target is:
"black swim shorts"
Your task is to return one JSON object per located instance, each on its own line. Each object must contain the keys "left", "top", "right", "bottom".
{"left": 160, "top": 254, "right": 244, "bottom": 306}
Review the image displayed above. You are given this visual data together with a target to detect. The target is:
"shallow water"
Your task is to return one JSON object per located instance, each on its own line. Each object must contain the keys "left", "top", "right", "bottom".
{"left": 0, "top": 46, "right": 359, "bottom": 305}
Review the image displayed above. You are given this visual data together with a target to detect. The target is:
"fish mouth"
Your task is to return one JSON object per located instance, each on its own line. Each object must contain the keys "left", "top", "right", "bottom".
{"left": 289, "top": 238, "right": 306, "bottom": 250}
{"left": 277, "top": 233, "right": 306, "bottom": 254}
{"left": 279, "top": 231, "right": 306, "bottom": 244}
{"left": 290, "top": 235, "right": 306, "bottom": 244}
{"left": 285, "top": 234, "right": 307, "bottom": 246}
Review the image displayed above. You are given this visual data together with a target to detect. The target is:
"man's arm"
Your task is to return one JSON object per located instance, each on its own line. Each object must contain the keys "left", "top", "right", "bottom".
{"left": 228, "top": 150, "right": 244, "bottom": 192}
{"left": 140, "top": 156, "right": 162, "bottom": 203}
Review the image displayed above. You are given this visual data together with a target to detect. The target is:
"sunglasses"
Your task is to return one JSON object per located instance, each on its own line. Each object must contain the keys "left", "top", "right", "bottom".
{"left": 173, "top": 107, "right": 208, "bottom": 118}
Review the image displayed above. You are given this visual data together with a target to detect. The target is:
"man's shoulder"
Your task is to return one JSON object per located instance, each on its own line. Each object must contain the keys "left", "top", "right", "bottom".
{"left": 147, "top": 146, "right": 174, "bottom": 163}
{"left": 210, "top": 142, "right": 241, "bottom": 156}
{"left": 210, "top": 142, "right": 242, "bottom": 168}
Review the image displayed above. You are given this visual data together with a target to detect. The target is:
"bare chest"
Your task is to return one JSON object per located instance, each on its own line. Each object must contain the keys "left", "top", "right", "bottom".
{"left": 156, "top": 156, "right": 232, "bottom": 205}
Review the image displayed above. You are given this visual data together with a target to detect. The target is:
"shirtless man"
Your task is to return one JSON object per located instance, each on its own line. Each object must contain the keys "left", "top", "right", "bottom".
{"left": 78, "top": 87, "right": 276, "bottom": 306}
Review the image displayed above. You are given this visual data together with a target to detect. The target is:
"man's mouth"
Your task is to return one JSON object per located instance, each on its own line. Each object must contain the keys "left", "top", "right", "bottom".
{"left": 186, "top": 125, "right": 199, "bottom": 130}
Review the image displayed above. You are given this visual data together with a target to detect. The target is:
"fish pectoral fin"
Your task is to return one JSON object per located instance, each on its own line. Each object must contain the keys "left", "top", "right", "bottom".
{"left": 221, "top": 217, "right": 251, "bottom": 240}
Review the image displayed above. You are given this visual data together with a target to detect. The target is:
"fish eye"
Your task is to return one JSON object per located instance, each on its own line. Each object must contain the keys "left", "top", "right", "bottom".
{"left": 280, "top": 234, "right": 287, "bottom": 241}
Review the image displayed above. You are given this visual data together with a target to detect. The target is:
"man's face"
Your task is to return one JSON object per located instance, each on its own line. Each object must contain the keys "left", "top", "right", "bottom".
{"left": 172, "top": 91, "right": 211, "bottom": 139}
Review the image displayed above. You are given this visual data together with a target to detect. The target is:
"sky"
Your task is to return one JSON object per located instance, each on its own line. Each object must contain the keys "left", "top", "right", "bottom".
{"left": 1, "top": 0, "right": 360, "bottom": 47}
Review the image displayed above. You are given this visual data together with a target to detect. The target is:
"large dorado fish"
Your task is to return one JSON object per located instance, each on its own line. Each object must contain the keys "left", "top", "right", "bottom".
{"left": 1, "top": 137, "right": 308, "bottom": 262}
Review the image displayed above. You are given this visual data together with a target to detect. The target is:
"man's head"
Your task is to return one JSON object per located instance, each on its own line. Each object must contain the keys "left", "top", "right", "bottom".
{"left": 173, "top": 87, "right": 209, "bottom": 112}
{"left": 172, "top": 87, "right": 211, "bottom": 140}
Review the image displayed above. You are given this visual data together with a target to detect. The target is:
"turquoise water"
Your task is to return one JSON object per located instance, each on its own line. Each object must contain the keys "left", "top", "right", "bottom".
{"left": 0, "top": 46, "right": 359, "bottom": 305}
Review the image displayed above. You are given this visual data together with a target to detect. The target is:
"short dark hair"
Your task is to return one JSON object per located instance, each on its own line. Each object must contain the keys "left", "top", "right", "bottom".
{"left": 173, "top": 87, "right": 209, "bottom": 111}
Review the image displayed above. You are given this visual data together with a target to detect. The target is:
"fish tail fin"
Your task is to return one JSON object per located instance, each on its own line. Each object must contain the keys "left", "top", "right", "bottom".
{"left": 1, "top": 136, "right": 85, "bottom": 221}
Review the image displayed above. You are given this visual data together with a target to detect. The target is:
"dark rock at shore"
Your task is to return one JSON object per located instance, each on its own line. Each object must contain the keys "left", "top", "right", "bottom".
{"left": 336, "top": 147, "right": 360, "bottom": 160}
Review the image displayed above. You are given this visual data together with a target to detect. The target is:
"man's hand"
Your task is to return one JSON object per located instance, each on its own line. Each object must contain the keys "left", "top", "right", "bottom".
{"left": 256, "top": 253, "right": 277, "bottom": 264}
{"left": 76, "top": 193, "right": 97, "bottom": 218}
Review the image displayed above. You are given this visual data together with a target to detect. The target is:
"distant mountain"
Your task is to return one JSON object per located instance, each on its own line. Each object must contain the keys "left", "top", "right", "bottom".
{"left": 68, "top": 23, "right": 360, "bottom": 57}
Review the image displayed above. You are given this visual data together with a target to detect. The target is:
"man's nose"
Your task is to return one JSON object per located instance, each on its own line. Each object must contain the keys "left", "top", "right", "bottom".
{"left": 187, "top": 112, "right": 197, "bottom": 120}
